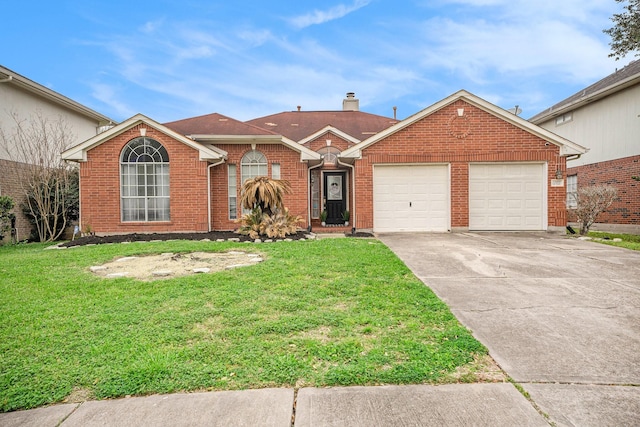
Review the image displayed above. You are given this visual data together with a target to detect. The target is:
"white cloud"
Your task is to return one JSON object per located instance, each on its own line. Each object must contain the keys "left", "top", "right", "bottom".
{"left": 90, "top": 83, "right": 135, "bottom": 119}
{"left": 288, "top": 0, "right": 371, "bottom": 29}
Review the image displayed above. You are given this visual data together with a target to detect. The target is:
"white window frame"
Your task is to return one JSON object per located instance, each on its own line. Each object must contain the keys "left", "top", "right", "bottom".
{"left": 567, "top": 174, "right": 578, "bottom": 209}
{"left": 272, "top": 163, "right": 281, "bottom": 180}
{"left": 555, "top": 112, "right": 573, "bottom": 126}
{"left": 120, "top": 137, "right": 170, "bottom": 222}
{"left": 228, "top": 164, "right": 237, "bottom": 219}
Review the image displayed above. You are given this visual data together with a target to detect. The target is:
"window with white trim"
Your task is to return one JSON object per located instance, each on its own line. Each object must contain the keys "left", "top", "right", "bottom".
{"left": 555, "top": 112, "right": 573, "bottom": 126}
{"left": 120, "top": 137, "right": 170, "bottom": 222}
{"left": 311, "top": 169, "right": 320, "bottom": 218}
{"left": 567, "top": 174, "right": 578, "bottom": 209}
{"left": 317, "top": 147, "right": 340, "bottom": 164}
{"left": 228, "top": 164, "right": 237, "bottom": 219}
{"left": 241, "top": 150, "right": 267, "bottom": 184}
{"left": 272, "top": 163, "right": 281, "bottom": 180}
{"left": 240, "top": 150, "right": 268, "bottom": 214}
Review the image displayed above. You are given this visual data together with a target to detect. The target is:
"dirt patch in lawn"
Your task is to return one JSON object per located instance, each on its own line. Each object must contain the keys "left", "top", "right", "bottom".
{"left": 90, "top": 251, "right": 264, "bottom": 281}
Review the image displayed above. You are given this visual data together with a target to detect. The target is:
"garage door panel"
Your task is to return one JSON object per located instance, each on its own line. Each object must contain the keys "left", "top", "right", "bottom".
{"left": 470, "top": 163, "right": 545, "bottom": 231}
{"left": 374, "top": 165, "right": 449, "bottom": 232}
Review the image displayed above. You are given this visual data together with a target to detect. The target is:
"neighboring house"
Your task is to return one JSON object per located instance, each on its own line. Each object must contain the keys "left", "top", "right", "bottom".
{"left": 531, "top": 60, "right": 640, "bottom": 232}
{"left": 62, "top": 90, "right": 586, "bottom": 235}
{"left": 0, "top": 65, "right": 114, "bottom": 241}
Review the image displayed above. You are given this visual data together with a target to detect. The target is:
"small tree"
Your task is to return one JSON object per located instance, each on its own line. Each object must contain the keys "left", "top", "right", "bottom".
{"left": 0, "top": 195, "right": 15, "bottom": 242}
{"left": 603, "top": 0, "right": 640, "bottom": 60}
{"left": 572, "top": 184, "right": 618, "bottom": 235}
{"left": 0, "top": 111, "right": 78, "bottom": 242}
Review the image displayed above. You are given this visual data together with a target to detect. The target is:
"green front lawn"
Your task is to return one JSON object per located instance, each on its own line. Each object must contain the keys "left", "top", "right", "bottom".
{"left": 587, "top": 231, "right": 640, "bottom": 251}
{"left": 0, "top": 238, "right": 487, "bottom": 412}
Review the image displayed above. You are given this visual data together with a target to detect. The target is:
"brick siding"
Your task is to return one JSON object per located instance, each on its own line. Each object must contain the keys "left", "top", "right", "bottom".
{"left": 210, "top": 144, "right": 309, "bottom": 231}
{"left": 354, "top": 100, "right": 567, "bottom": 230}
{"left": 0, "top": 159, "right": 32, "bottom": 241}
{"left": 80, "top": 126, "right": 210, "bottom": 234}
{"left": 79, "top": 101, "right": 570, "bottom": 235}
{"left": 80, "top": 128, "right": 312, "bottom": 234}
{"left": 568, "top": 154, "right": 640, "bottom": 225}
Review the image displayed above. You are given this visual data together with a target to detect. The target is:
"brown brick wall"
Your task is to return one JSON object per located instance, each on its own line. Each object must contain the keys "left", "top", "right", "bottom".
{"left": 0, "top": 159, "right": 32, "bottom": 241}
{"left": 210, "top": 144, "right": 309, "bottom": 230}
{"left": 80, "top": 125, "right": 210, "bottom": 234}
{"left": 355, "top": 100, "right": 566, "bottom": 230}
{"left": 568, "top": 154, "right": 640, "bottom": 225}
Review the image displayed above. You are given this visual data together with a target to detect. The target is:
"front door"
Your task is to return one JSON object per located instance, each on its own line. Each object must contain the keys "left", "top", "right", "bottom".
{"left": 324, "top": 172, "right": 346, "bottom": 224}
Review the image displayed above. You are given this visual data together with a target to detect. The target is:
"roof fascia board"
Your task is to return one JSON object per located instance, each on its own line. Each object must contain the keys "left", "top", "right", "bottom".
{"left": 297, "top": 125, "right": 361, "bottom": 145}
{"left": 189, "top": 134, "right": 283, "bottom": 143}
{"left": 341, "top": 90, "right": 587, "bottom": 158}
{"left": 62, "top": 114, "right": 223, "bottom": 162}
{"left": 0, "top": 66, "right": 115, "bottom": 125}
{"left": 530, "top": 74, "right": 640, "bottom": 124}
{"left": 191, "top": 134, "right": 321, "bottom": 161}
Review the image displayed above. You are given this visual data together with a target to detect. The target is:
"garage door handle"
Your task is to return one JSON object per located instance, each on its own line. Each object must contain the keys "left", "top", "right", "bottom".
{"left": 409, "top": 202, "right": 412, "bottom": 207}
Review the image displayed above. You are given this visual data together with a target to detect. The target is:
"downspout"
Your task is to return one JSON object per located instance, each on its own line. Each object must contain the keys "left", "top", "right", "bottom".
{"left": 336, "top": 157, "right": 356, "bottom": 233}
{"left": 565, "top": 154, "right": 582, "bottom": 162}
{"left": 207, "top": 158, "right": 226, "bottom": 232}
{"left": 0, "top": 75, "right": 13, "bottom": 83}
{"left": 307, "top": 160, "right": 324, "bottom": 231}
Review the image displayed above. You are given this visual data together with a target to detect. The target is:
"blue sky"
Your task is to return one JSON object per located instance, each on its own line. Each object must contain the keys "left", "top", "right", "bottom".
{"left": 1, "top": 0, "right": 628, "bottom": 123}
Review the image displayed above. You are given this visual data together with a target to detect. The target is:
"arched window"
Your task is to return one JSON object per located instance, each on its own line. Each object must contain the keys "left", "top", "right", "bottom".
{"left": 120, "top": 137, "right": 170, "bottom": 222}
{"left": 240, "top": 150, "right": 267, "bottom": 184}
{"left": 317, "top": 147, "right": 340, "bottom": 164}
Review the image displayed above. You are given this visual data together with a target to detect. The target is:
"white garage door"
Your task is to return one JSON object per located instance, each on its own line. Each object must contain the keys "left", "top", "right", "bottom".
{"left": 469, "top": 163, "right": 545, "bottom": 231}
{"left": 374, "top": 165, "right": 449, "bottom": 232}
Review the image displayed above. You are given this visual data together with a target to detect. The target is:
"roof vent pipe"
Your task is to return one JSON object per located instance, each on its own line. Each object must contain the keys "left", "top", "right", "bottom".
{"left": 343, "top": 92, "right": 359, "bottom": 111}
{"left": 393, "top": 106, "right": 397, "bottom": 120}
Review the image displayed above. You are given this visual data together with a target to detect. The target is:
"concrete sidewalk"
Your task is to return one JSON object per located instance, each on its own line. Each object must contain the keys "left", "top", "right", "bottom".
{"left": 1, "top": 383, "right": 549, "bottom": 427}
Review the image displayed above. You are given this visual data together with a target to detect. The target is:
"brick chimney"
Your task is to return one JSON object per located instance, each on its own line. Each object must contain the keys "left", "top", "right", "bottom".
{"left": 342, "top": 92, "right": 359, "bottom": 111}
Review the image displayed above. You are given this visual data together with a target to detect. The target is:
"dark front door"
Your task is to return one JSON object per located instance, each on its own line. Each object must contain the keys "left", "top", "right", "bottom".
{"left": 324, "top": 172, "right": 346, "bottom": 224}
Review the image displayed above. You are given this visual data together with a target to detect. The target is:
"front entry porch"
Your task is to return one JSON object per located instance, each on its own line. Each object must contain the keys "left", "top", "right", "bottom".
{"left": 310, "top": 168, "right": 351, "bottom": 231}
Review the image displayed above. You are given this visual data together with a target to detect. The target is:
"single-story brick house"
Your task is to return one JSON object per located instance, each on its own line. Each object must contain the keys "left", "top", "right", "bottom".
{"left": 61, "top": 90, "right": 586, "bottom": 235}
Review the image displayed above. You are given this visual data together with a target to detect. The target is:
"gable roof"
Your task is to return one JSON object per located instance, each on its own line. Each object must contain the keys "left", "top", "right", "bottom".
{"left": 341, "top": 90, "right": 588, "bottom": 159}
{"left": 530, "top": 60, "right": 640, "bottom": 124}
{"left": 164, "top": 112, "right": 278, "bottom": 136}
{"left": 0, "top": 65, "right": 114, "bottom": 125}
{"left": 165, "top": 113, "right": 321, "bottom": 162}
{"left": 297, "top": 125, "right": 362, "bottom": 146}
{"left": 61, "top": 114, "right": 224, "bottom": 162}
{"left": 245, "top": 110, "right": 398, "bottom": 142}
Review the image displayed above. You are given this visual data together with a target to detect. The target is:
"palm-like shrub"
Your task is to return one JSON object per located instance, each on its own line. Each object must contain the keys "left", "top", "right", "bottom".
{"left": 236, "top": 207, "right": 266, "bottom": 240}
{"left": 262, "top": 208, "right": 303, "bottom": 239}
{"left": 236, "top": 177, "right": 301, "bottom": 239}
{"left": 240, "top": 177, "right": 292, "bottom": 216}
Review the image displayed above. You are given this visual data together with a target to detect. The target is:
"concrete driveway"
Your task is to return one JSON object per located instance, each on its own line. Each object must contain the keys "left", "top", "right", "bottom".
{"left": 379, "top": 232, "right": 640, "bottom": 427}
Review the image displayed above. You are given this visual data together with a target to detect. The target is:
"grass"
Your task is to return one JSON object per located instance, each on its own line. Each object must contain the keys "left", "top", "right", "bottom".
{"left": 587, "top": 231, "right": 640, "bottom": 251}
{"left": 0, "top": 238, "right": 487, "bottom": 412}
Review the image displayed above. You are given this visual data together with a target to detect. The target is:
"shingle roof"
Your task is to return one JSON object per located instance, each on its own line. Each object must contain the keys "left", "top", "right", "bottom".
{"left": 164, "top": 112, "right": 277, "bottom": 136}
{"left": 245, "top": 110, "right": 398, "bottom": 142}
{"left": 530, "top": 60, "right": 640, "bottom": 123}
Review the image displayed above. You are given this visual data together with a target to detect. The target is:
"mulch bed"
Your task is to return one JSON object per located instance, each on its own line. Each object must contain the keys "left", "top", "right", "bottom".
{"left": 61, "top": 230, "right": 374, "bottom": 247}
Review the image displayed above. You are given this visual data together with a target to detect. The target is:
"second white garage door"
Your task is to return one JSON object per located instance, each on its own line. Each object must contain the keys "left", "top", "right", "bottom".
{"left": 373, "top": 164, "right": 449, "bottom": 232}
{"left": 469, "top": 163, "right": 546, "bottom": 231}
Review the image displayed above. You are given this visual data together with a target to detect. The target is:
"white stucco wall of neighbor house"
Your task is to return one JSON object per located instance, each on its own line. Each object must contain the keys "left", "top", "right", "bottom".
{"left": 0, "top": 77, "right": 110, "bottom": 161}
{"left": 537, "top": 84, "right": 640, "bottom": 167}
{"left": 0, "top": 66, "right": 113, "bottom": 242}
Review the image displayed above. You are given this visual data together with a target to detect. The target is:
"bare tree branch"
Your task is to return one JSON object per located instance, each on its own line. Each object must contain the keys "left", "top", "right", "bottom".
{"left": 0, "top": 110, "right": 78, "bottom": 242}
